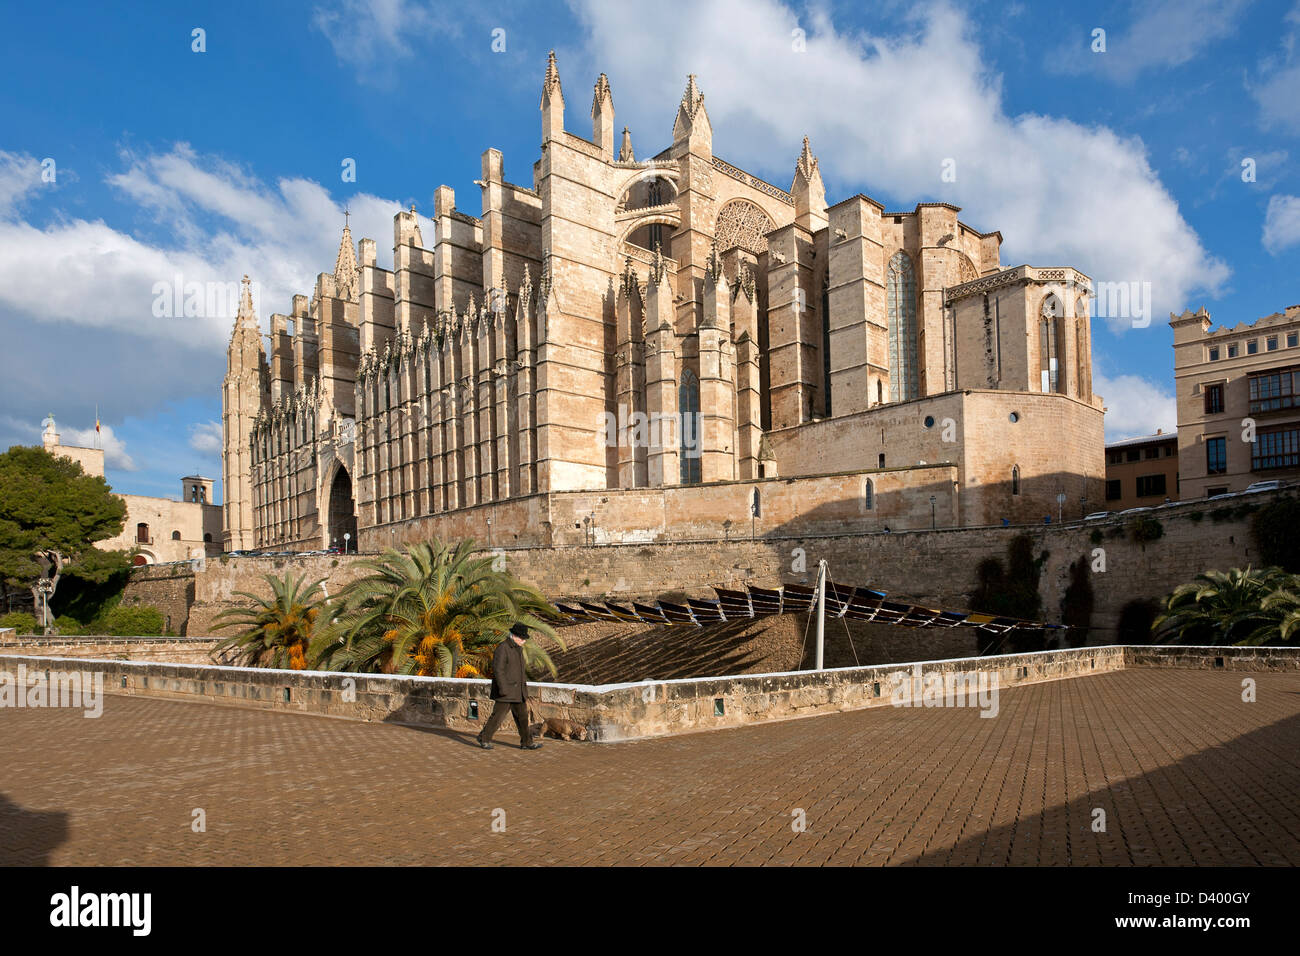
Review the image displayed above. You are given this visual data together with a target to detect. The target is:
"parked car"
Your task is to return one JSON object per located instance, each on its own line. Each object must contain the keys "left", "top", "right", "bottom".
{"left": 1083, "top": 511, "right": 1113, "bottom": 521}
{"left": 1244, "top": 479, "right": 1283, "bottom": 494}
{"left": 1206, "top": 491, "right": 1241, "bottom": 502}
{"left": 1118, "top": 506, "right": 1155, "bottom": 516}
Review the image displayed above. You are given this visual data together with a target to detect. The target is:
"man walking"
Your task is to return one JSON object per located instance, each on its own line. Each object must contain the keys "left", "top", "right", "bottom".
{"left": 476, "top": 622, "right": 542, "bottom": 750}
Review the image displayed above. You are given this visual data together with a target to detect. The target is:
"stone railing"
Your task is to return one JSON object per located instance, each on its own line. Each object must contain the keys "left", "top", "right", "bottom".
{"left": 6, "top": 645, "right": 1291, "bottom": 743}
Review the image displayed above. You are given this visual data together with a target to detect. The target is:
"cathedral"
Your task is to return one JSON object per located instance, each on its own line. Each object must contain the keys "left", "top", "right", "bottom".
{"left": 223, "top": 54, "right": 1105, "bottom": 553}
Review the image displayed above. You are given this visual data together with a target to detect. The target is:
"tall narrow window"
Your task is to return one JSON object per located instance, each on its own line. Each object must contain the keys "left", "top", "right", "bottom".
{"left": 1040, "top": 295, "right": 1062, "bottom": 393}
{"left": 136, "top": 523, "right": 150, "bottom": 543}
{"left": 886, "top": 252, "right": 918, "bottom": 402}
{"left": 864, "top": 479, "right": 875, "bottom": 511}
{"left": 1011, "top": 465, "right": 1021, "bottom": 495}
{"left": 821, "top": 275, "right": 832, "bottom": 417}
{"left": 679, "top": 369, "right": 701, "bottom": 484}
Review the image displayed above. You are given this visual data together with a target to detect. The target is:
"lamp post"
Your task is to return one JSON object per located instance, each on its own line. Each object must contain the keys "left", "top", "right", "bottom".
{"left": 35, "top": 578, "right": 54, "bottom": 634}
{"left": 1079, "top": 495, "right": 1087, "bottom": 519}
{"left": 343, "top": 532, "right": 351, "bottom": 554}
{"left": 1056, "top": 492, "right": 1067, "bottom": 525}
{"left": 930, "top": 495, "right": 937, "bottom": 530}
{"left": 486, "top": 515, "right": 493, "bottom": 548}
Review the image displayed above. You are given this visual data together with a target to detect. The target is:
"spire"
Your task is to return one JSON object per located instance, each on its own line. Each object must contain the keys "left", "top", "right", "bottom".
{"left": 541, "top": 50, "right": 563, "bottom": 108}
{"left": 334, "top": 216, "right": 359, "bottom": 301}
{"left": 541, "top": 50, "right": 565, "bottom": 141}
{"left": 672, "top": 74, "right": 711, "bottom": 148}
{"left": 236, "top": 275, "right": 258, "bottom": 329}
{"left": 680, "top": 74, "right": 703, "bottom": 120}
{"left": 591, "top": 73, "right": 612, "bottom": 118}
{"left": 649, "top": 242, "right": 669, "bottom": 287}
{"left": 795, "top": 136, "right": 818, "bottom": 184}
{"left": 790, "top": 135, "right": 827, "bottom": 231}
{"left": 705, "top": 237, "right": 724, "bottom": 285}
{"left": 591, "top": 72, "right": 615, "bottom": 156}
{"left": 620, "top": 126, "right": 634, "bottom": 162}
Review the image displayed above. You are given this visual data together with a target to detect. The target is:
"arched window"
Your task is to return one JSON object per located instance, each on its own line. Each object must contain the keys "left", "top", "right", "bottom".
{"left": 203, "top": 533, "right": 213, "bottom": 543}
{"left": 864, "top": 478, "right": 875, "bottom": 511}
{"left": 887, "top": 252, "right": 918, "bottom": 403}
{"left": 876, "top": 380, "right": 883, "bottom": 406}
{"left": 751, "top": 487, "right": 761, "bottom": 518}
{"left": 679, "top": 369, "right": 701, "bottom": 484}
{"left": 1040, "top": 294, "right": 1062, "bottom": 393}
{"left": 1012, "top": 465, "right": 1021, "bottom": 496}
{"left": 171, "top": 530, "right": 181, "bottom": 540}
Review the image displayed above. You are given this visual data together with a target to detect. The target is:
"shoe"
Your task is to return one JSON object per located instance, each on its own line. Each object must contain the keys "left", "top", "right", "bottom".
{"left": 476, "top": 735, "right": 494, "bottom": 750}
{"left": 521, "top": 741, "right": 543, "bottom": 750}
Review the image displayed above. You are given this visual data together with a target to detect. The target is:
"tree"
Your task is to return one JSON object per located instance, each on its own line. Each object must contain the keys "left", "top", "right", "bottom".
{"left": 310, "top": 539, "right": 564, "bottom": 678}
{"left": 211, "top": 572, "right": 331, "bottom": 669}
{"left": 0, "top": 446, "right": 128, "bottom": 630}
{"left": 1153, "top": 566, "right": 1297, "bottom": 646}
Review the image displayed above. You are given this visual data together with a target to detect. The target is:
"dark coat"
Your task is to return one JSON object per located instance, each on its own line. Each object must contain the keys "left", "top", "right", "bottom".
{"left": 490, "top": 638, "right": 527, "bottom": 702}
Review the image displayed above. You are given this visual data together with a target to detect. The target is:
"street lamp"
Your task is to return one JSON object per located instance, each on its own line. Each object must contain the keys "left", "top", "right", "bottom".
{"left": 343, "top": 532, "right": 351, "bottom": 554}
{"left": 929, "top": 495, "right": 937, "bottom": 530}
{"left": 1056, "top": 492, "right": 1067, "bottom": 525}
{"left": 486, "top": 515, "right": 493, "bottom": 548}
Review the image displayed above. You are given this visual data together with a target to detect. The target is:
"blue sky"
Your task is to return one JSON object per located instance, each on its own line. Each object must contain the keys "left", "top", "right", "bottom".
{"left": 1, "top": 0, "right": 1297, "bottom": 502}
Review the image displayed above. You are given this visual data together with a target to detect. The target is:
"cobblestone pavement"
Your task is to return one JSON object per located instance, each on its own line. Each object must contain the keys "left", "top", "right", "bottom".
{"left": 2, "top": 669, "right": 1298, "bottom": 866}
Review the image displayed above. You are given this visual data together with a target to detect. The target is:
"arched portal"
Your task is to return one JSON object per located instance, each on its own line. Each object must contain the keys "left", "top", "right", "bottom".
{"left": 328, "top": 465, "right": 358, "bottom": 551}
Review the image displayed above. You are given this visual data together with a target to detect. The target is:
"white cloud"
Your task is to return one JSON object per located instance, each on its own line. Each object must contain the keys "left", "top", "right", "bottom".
{"left": 1263, "top": 194, "right": 1300, "bottom": 253}
{"left": 312, "top": 0, "right": 461, "bottom": 80}
{"left": 61, "top": 422, "right": 137, "bottom": 471}
{"left": 0, "top": 146, "right": 426, "bottom": 433}
{"left": 0, "top": 151, "right": 45, "bottom": 219}
{"left": 1251, "top": 1, "right": 1300, "bottom": 134}
{"left": 188, "top": 421, "right": 223, "bottom": 456}
{"left": 1047, "top": 0, "right": 1250, "bottom": 82}
{"left": 1093, "top": 372, "right": 1177, "bottom": 442}
{"left": 566, "top": 0, "right": 1229, "bottom": 326}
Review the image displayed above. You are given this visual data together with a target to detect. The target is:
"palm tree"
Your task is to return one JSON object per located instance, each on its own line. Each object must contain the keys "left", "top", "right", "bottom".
{"left": 309, "top": 539, "right": 563, "bottom": 678}
{"left": 1153, "top": 566, "right": 1297, "bottom": 646}
{"left": 211, "top": 572, "right": 331, "bottom": 669}
{"left": 1253, "top": 583, "right": 1300, "bottom": 646}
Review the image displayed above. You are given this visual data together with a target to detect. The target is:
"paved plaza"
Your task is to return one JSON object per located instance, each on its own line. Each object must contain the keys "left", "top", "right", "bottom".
{"left": 2, "top": 668, "right": 1298, "bottom": 866}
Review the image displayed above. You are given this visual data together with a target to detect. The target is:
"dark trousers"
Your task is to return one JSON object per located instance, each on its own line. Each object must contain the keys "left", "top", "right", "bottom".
{"left": 480, "top": 699, "right": 532, "bottom": 745}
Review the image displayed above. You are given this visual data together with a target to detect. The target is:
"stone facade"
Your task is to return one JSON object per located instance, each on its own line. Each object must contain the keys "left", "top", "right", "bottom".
{"left": 1171, "top": 303, "right": 1300, "bottom": 498}
{"left": 224, "top": 56, "right": 1104, "bottom": 552}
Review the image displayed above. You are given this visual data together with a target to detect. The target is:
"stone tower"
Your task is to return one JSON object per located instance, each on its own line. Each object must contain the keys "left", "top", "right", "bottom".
{"left": 222, "top": 276, "right": 269, "bottom": 551}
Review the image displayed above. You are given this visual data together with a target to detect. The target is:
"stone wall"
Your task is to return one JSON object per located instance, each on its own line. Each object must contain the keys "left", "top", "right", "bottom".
{"left": 167, "top": 491, "right": 1279, "bottom": 646}
{"left": 0, "top": 636, "right": 220, "bottom": 665}
{"left": 4, "top": 645, "right": 1293, "bottom": 743}
{"left": 121, "top": 564, "right": 196, "bottom": 635}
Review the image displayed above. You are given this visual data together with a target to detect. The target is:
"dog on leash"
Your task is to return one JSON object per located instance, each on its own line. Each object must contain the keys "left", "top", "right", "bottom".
{"left": 528, "top": 705, "right": 590, "bottom": 741}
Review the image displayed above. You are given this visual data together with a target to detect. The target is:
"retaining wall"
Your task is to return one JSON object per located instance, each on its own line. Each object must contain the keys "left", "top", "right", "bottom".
{"left": 3, "top": 645, "right": 1294, "bottom": 743}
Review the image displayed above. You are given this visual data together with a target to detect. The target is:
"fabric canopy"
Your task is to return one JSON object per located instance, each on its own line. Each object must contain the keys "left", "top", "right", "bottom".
{"left": 553, "top": 580, "right": 1061, "bottom": 634}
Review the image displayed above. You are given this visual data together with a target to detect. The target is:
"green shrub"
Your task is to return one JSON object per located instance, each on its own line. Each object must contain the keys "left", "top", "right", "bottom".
{"left": 1188, "top": 511, "right": 1203, "bottom": 523}
{"left": 0, "top": 611, "right": 38, "bottom": 634}
{"left": 1089, "top": 529, "right": 1104, "bottom": 546}
{"left": 1129, "top": 515, "right": 1163, "bottom": 544}
{"left": 96, "top": 604, "right": 164, "bottom": 636}
{"left": 53, "top": 615, "right": 85, "bottom": 635}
